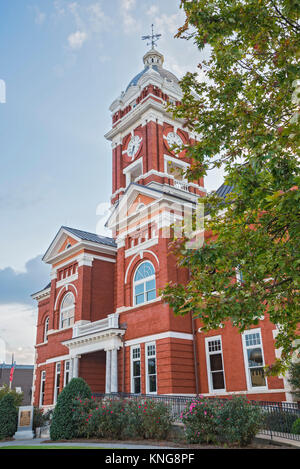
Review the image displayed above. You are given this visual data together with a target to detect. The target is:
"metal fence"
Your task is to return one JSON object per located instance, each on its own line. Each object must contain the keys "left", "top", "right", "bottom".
{"left": 92, "top": 392, "right": 300, "bottom": 442}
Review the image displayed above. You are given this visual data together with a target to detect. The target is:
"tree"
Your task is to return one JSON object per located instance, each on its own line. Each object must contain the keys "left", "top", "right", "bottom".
{"left": 288, "top": 362, "right": 300, "bottom": 398}
{"left": 162, "top": 0, "right": 300, "bottom": 374}
{"left": 50, "top": 378, "right": 91, "bottom": 440}
{"left": 0, "top": 384, "right": 24, "bottom": 407}
{"left": 0, "top": 394, "right": 18, "bottom": 439}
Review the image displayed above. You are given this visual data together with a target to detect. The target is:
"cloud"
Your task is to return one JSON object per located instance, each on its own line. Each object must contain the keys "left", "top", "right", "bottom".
{"left": 0, "top": 256, "right": 50, "bottom": 305}
{"left": 0, "top": 303, "right": 37, "bottom": 364}
{"left": 120, "top": 0, "right": 140, "bottom": 34}
{"left": 68, "top": 30, "right": 88, "bottom": 49}
{"left": 34, "top": 7, "right": 46, "bottom": 25}
{"left": 146, "top": 5, "right": 159, "bottom": 17}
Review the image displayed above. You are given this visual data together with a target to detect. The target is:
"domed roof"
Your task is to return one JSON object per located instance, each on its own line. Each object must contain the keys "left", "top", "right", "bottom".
{"left": 126, "top": 48, "right": 179, "bottom": 92}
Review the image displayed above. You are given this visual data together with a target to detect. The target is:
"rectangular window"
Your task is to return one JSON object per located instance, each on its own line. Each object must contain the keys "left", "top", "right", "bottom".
{"left": 131, "top": 346, "right": 141, "bottom": 394}
{"left": 146, "top": 343, "right": 157, "bottom": 394}
{"left": 205, "top": 337, "right": 226, "bottom": 393}
{"left": 242, "top": 329, "right": 266, "bottom": 389}
{"left": 40, "top": 371, "right": 46, "bottom": 406}
{"left": 64, "top": 360, "right": 70, "bottom": 387}
{"left": 54, "top": 363, "right": 61, "bottom": 403}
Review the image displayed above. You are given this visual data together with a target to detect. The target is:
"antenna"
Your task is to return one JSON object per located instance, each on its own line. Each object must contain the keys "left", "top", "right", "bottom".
{"left": 142, "top": 24, "right": 161, "bottom": 49}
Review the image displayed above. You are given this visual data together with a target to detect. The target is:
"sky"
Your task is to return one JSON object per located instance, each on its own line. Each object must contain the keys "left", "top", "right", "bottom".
{"left": 0, "top": 0, "right": 224, "bottom": 365}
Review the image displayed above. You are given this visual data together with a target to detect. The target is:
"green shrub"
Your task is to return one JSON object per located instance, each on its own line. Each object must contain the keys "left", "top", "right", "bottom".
{"left": 291, "top": 418, "right": 300, "bottom": 435}
{"left": 86, "top": 399, "right": 127, "bottom": 440}
{"left": 288, "top": 362, "right": 300, "bottom": 399}
{"left": 0, "top": 384, "right": 24, "bottom": 407}
{"left": 0, "top": 394, "right": 18, "bottom": 440}
{"left": 140, "top": 399, "right": 173, "bottom": 440}
{"left": 70, "top": 397, "right": 173, "bottom": 441}
{"left": 181, "top": 396, "right": 263, "bottom": 446}
{"left": 50, "top": 378, "right": 91, "bottom": 440}
{"left": 216, "top": 396, "right": 263, "bottom": 446}
{"left": 180, "top": 397, "right": 220, "bottom": 444}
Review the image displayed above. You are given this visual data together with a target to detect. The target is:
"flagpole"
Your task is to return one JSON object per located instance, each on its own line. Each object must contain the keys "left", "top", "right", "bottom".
{"left": 9, "top": 353, "right": 14, "bottom": 389}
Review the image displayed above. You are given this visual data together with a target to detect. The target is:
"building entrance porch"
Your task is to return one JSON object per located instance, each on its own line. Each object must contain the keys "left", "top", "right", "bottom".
{"left": 62, "top": 313, "right": 125, "bottom": 394}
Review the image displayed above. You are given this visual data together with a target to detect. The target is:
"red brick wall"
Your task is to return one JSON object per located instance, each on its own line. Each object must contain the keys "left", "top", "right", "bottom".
{"left": 79, "top": 351, "right": 106, "bottom": 393}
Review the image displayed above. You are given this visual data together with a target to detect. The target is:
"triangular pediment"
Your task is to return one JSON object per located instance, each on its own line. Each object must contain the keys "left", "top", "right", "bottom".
{"left": 42, "top": 227, "right": 81, "bottom": 264}
{"left": 127, "top": 193, "right": 157, "bottom": 217}
{"left": 106, "top": 184, "right": 162, "bottom": 231}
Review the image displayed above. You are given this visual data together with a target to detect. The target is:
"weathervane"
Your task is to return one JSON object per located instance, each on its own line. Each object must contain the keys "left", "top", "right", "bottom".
{"left": 142, "top": 24, "right": 162, "bottom": 49}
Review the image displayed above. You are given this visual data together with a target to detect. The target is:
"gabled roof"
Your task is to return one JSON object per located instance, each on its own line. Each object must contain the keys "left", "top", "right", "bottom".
{"left": 42, "top": 226, "right": 117, "bottom": 265}
{"left": 61, "top": 226, "right": 116, "bottom": 248}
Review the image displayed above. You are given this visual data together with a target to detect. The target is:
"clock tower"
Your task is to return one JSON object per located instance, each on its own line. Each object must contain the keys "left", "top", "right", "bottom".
{"left": 105, "top": 47, "right": 205, "bottom": 207}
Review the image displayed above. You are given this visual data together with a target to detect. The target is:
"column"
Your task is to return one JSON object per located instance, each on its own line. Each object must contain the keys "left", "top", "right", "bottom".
{"left": 111, "top": 348, "right": 118, "bottom": 393}
{"left": 71, "top": 356, "right": 79, "bottom": 379}
{"left": 105, "top": 349, "right": 111, "bottom": 394}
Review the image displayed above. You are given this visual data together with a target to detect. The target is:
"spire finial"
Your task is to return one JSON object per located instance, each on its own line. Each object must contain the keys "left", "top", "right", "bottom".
{"left": 142, "top": 24, "right": 162, "bottom": 49}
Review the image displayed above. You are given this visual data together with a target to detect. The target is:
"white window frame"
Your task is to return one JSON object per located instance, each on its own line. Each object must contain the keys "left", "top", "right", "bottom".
{"left": 53, "top": 362, "right": 61, "bottom": 404}
{"left": 64, "top": 360, "right": 71, "bottom": 387}
{"left": 145, "top": 342, "right": 157, "bottom": 395}
{"left": 44, "top": 316, "right": 49, "bottom": 342}
{"left": 133, "top": 261, "right": 156, "bottom": 306}
{"left": 242, "top": 328, "right": 267, "bottom": 391}
{"left": 123, "top": 158, "right": 143, "bottom": 186}
{"left": 60, "top": 292, "right": 75, "bottom": 329}
{"left": 130, "top": 345, "right": 141, "bottom": 394}
{"left": 39, "top": 370, "right": 46, "bottom": 407}
{"left": 205, "top": 336, "right": 226, "bottom": 394}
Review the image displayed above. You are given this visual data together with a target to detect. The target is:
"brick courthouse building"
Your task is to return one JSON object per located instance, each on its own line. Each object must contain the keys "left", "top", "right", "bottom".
{"left": 31, "top": 46, "right": 292, "bottom": 408}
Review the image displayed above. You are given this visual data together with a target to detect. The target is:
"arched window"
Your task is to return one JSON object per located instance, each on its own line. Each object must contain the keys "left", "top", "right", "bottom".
{"left": 60, "top": 292, "right": 75, "bottom": 329}
{"left": 44, "top": 317, "right": 49, "bottom": 342}
{"left": 133, "top": 261, "right": 156, "bottom": 305}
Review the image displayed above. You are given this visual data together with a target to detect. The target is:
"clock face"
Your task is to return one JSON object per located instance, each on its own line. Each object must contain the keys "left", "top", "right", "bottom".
{"left": 166, "top": 132, "right": 183, "bottom": 148}
{"left": 127, "top": 135, "right": 142, "bottom": 159}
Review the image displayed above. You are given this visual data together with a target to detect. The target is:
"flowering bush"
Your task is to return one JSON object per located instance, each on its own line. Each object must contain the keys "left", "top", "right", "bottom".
{"left": 216, "top": 396, "right": 263, "bottom": 446}
{"left": 70, "top": 397, "right": 173, "bottom": 441}
{"left": 181, "top": 396, "right": 263, "bottom": 446}
{"left": 139, "top": 399, "right": 173, "bottom": 440}
{"left": 180, "top": 397, "right": 220, "bottom": 444}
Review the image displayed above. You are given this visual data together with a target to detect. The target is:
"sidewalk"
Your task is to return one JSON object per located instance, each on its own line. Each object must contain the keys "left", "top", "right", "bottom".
{"left": 0, "top": 438, "right": 175, "bottom": 449}
{"left": 256, "top": 433, "right": 300, "bottom": 449}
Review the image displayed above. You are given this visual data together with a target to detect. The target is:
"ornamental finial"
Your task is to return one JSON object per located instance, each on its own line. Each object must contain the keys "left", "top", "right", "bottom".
{"left": 142, "top": 24, "right": 162, "bottom": 49}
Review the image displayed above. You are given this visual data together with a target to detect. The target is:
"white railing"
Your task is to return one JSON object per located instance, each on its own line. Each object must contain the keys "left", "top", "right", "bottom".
{"left": 173, "top": 179, "right": 189, "bottom": 192}
{"left": 73, "top": 313, "right": 119, "bottom": 338}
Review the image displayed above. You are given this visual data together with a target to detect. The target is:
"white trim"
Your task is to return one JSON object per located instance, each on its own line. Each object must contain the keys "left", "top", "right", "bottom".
{"left": 31, "top": 287, "right": 51, "bottom": 301}
{"left": 39, "top": 370, "right": 46, "bottom": 407}
{"left": 54, "top": 284, "right": 77, "bottom": 310}
{"left": 242, "top": 328, "right": 268, "bottom": 391}
{"left": 125, "top": 238, "right": 158, "bottom": 258}
{"left": 205, "top": 335, "right": 226, "bottom": 394}
{"left": 64, "top": 360, "right": 71, "bottom": 387}
{"left": 130, "top": 345, "right": 141, "bottom": 394}
{"left": 53, "top": 362, "right": 61, "bottom": 404}
{"left": 56, "top": 272, "right": 78, "bottom": 288}
{"left": 45, "top": 354, "right": 71, "bottom": 365}
{"left": 133, "top": 260, "right": 156, "bottom": 307}
{"left": 145, "top": 341, "right": 157, "bottom": 395}
{"left": 125, "top": 331, "right": 193, "bottom": 347}
{"left": 116, "top": 296, "right": 162, "bottom": 313}
{"left": 124, "top": 250, "right": 159, "bottom": 284}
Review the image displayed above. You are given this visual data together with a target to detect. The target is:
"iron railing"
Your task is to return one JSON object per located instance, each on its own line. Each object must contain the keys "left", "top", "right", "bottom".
{"left": 92, "top": 392, "right": 300, "bottom": 442}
